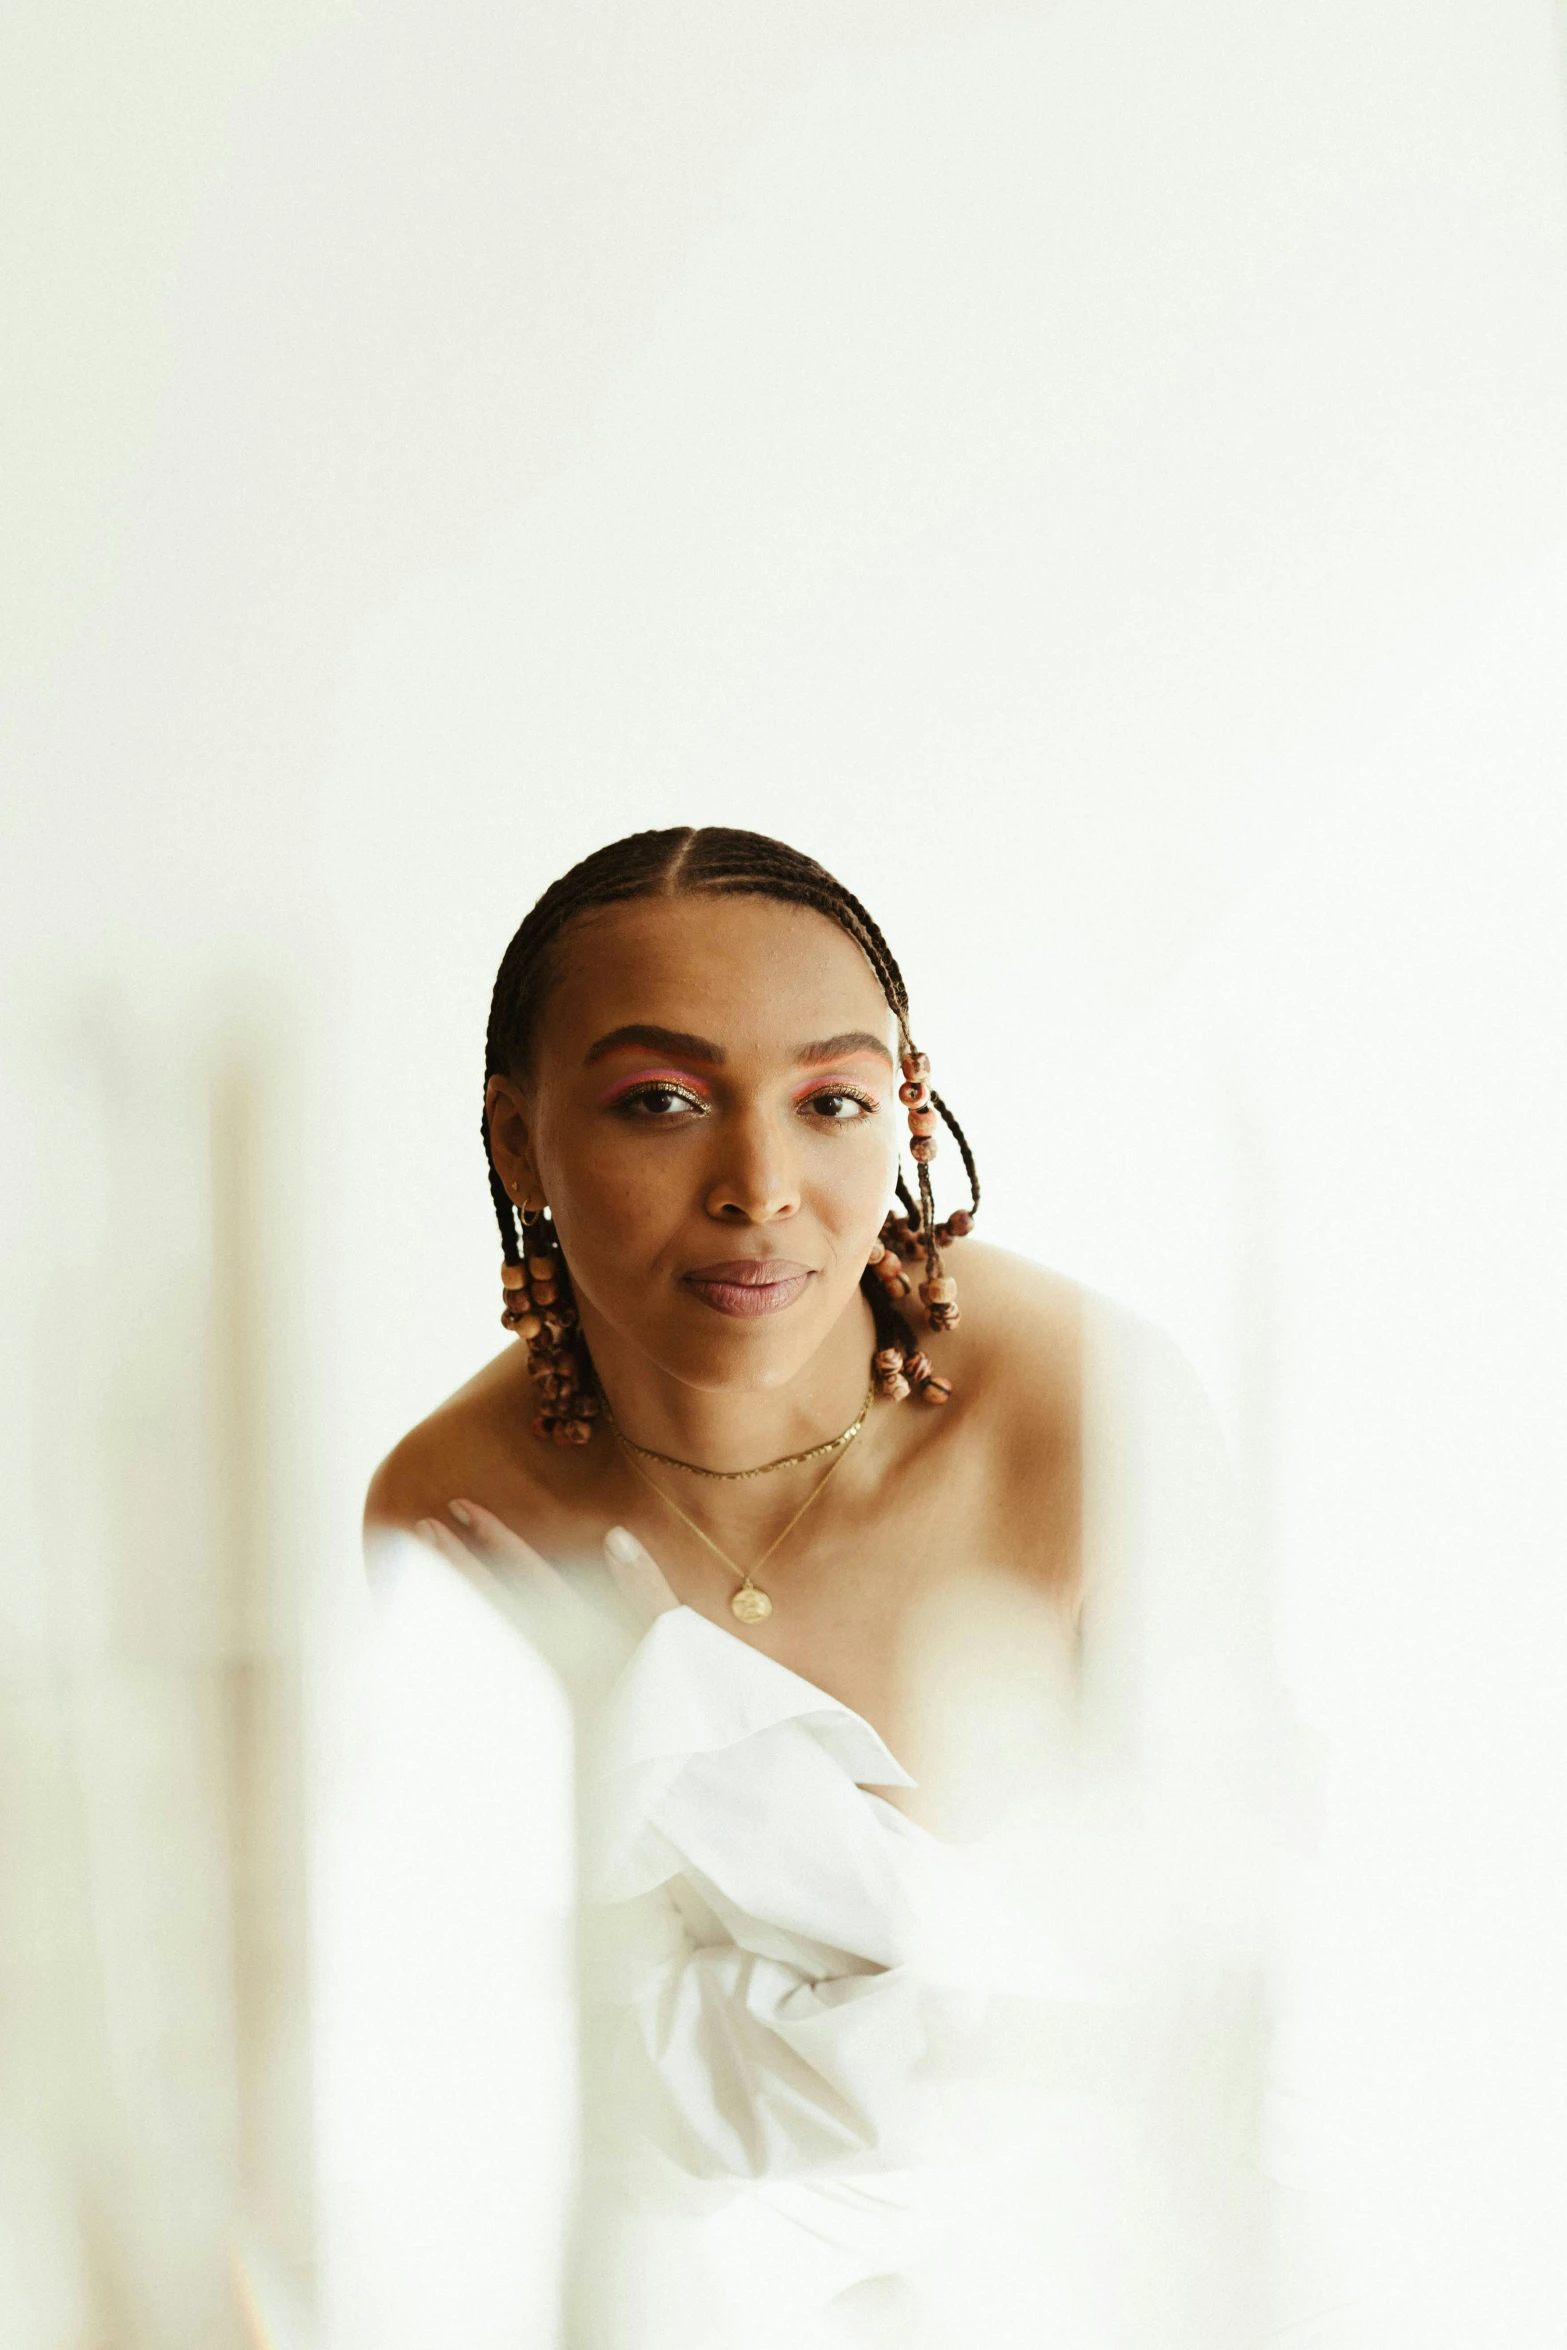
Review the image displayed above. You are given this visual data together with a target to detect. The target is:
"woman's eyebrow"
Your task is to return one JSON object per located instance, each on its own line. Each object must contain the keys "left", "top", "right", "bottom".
{"left": 584, "top": 1024, "right": 726, "bottom": 1066}
{"left": 796, "top": 1032, "right": 894, "bottom": 1069}
{"left": 583, "top": 1025, "right": 893, "bottom": 1069}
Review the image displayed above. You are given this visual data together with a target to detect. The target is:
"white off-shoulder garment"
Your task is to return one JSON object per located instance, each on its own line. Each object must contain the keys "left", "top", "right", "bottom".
{"left": 341, "top": 1300, "right": 1277, "bottom": 2350}
{"left": 576, "top": 1602, "right": 942, "bottom": 2346}
{"left": 566, "top": 1301, "right": 1276, "bottom": 2350}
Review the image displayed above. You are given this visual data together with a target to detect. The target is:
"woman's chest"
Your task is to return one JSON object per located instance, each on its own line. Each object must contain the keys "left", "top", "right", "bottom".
{"left": 480, "top": 1394, "right": 1076, "bottom": 1774}
{"left": 664, "top": 1455, "right": 1071, "bottom": 1782}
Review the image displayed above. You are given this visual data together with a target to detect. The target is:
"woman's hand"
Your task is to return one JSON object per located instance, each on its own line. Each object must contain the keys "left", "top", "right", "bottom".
{"left": 413, "top": 1502, "right": 678, "bottom": 1698}
{"left": 599, "top": 1521, "right": 682, "bottom": 1622}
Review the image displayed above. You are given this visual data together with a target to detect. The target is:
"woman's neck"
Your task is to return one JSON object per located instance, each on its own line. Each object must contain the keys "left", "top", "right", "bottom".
{"left": 578, "top": 1288, "right": 878, "bottom": 1476}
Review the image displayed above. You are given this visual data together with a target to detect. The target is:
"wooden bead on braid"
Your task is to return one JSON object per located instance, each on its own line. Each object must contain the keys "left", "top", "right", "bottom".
{"left": 868, "top": 1240, "right": 912, "bottom": 1302}
{"left": 497, "top": 1218, "right": 597, "bottom": 1445}
{"left": 896, "top": 1042, "right": 962, "bottom": 1342}
{"left": 500, "top": 1265, "right": 542, "bottom": 1338}
{"left": 899, "top": 1347, "right": 953, "bottom": 1407}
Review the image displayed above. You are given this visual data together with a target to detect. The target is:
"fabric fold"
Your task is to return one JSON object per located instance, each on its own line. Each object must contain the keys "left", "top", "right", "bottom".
{"left": 580, "top": 1605, "right": 936, "bottom": 2212}
{"left": 593, "top": 1603, "right": 915, "bottom": 1786}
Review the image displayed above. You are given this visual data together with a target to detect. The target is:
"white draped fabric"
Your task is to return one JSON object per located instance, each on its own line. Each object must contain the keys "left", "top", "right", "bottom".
{"left": 576, "top": 1604, "right": 933, "bottom": 2344}
{"left": 562, "top": 1297, "right": 1274, "bottom": 2350}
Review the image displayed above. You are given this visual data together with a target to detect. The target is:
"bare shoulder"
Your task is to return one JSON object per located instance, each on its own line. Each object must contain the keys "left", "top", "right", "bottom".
{"left": 936, "top": 1237, "right": 1083, "bottom": 1417}
{"left": 363, "top": 1345, "right": 545, "bottom": 1540}
{"left": 926, "top": 1236, "right": 1083, "bottom": 1602}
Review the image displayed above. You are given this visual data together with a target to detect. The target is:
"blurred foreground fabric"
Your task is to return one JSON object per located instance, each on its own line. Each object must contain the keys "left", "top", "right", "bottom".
{"left": 330, "top": 1295, "right": 1273, "bottom": 2350}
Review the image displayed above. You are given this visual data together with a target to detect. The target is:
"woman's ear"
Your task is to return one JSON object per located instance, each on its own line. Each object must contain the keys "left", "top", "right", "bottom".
{"left": 485, "top": 1074, "right": 542, "bottom": 1210}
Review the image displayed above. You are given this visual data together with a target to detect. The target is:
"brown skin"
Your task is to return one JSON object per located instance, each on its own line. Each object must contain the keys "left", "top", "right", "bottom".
{"left": 366, "top": 894, "right": 1081, "bottom": 1781}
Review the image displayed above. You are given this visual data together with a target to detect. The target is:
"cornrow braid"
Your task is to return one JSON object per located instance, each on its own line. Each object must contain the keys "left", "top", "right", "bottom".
{"left": 481, "top": 826, "right": 980, "bottom": 1418}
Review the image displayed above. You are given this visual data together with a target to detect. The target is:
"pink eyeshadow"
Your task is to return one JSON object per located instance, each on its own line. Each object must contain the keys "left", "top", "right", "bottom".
{"left": 596, "top": 1067, "right": 712, "bottom": 1106}
{"left": 788, "top": 1069, "right": 888, "bottom": 1100}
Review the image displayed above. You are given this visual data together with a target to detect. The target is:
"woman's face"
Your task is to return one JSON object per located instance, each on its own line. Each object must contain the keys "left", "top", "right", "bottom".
{"left": 487, "top": 894, "right": 901, "bottom": 1394}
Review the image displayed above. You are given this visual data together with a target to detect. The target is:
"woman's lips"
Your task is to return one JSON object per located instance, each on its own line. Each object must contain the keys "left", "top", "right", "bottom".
{"left": 680, "top": 1259, "right": 815, "bottom": 1319}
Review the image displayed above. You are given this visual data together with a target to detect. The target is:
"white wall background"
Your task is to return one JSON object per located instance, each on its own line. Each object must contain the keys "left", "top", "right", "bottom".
{"left": 4, "top": 2, "right": 1566, "bottom": 2342}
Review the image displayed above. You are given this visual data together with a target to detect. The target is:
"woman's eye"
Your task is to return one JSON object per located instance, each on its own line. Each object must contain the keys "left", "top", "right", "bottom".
{"left": 804, "top": 1088, "right": 874, "bottom": 1122}
{"left": 620, "top": 1083, "right": 704, "bottom": 1118}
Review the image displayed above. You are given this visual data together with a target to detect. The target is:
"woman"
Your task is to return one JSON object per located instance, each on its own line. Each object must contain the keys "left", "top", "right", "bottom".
{"left": 366, "top": 827, "right": 1252, "bottom": 2349}
{"left": 368, "top": 823, "right": 1080, "bottom": 1737}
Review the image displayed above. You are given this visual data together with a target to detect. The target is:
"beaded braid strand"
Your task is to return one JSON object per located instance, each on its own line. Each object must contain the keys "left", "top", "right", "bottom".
{"left": 480, "top": 827, "right": 982, "bottom": 1437}
{"left": 498, "top": 1214, "right": 599, "bottom": 1445}
{"left": 862, "top": 1046, "right": 981, "bottom": 1403}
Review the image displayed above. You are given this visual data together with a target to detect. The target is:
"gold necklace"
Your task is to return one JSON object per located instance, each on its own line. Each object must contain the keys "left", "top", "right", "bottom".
{"left": 596, "top": 1380, "right": 876, "bottom": 1481}
{"left": 610, "top": 1411, "right": 869, "bottom": 1623}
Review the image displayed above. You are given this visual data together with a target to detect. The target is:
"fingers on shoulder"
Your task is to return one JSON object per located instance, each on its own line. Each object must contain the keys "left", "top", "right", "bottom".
{"left": 603, "top": 1526, "right": 681, "bottom": 1620}
{"left": 447, "top": 1499, "right": 557, "bottom": 1579}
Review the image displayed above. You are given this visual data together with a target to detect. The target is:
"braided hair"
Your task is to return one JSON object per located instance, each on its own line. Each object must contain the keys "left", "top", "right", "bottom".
{"left": 482, "top": 825, "right": 979, "bottom": 1390}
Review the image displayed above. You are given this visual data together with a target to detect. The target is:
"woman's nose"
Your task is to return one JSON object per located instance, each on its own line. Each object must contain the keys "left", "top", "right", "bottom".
{"left": 703, "top": 1112, "right": 800, "bottom": 1224}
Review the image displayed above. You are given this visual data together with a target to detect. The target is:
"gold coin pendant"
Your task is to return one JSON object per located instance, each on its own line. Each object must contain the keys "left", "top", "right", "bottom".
{"left": 731, "top": 1583, "right": 773, "bottom": 1624}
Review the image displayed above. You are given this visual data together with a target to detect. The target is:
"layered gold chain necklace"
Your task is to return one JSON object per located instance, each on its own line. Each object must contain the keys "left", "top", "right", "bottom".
{"left": 598, "top": 1381, "right": 876, "bottom": 1623}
